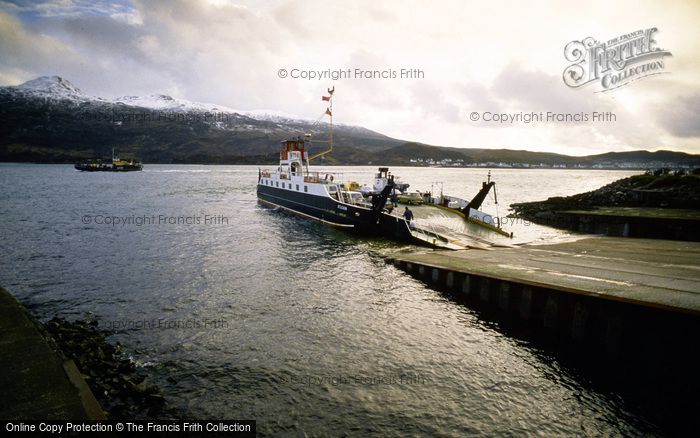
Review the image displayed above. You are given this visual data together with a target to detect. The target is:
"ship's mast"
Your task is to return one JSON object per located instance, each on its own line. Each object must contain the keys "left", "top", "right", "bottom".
{"left": 309, "top": 86, "right": 335, "bottom": 161}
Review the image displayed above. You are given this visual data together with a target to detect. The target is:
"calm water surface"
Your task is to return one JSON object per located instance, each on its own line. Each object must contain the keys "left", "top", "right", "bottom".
{"left": 2, "top": 164, "right": 661, "bottom": 436}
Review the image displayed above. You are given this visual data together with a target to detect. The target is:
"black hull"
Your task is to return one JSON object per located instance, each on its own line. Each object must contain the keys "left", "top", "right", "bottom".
{"left": 257, "top": 185, "right": 414, "bottom": 242}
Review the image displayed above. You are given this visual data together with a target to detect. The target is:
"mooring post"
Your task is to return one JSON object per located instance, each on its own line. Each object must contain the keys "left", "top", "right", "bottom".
{"left": 431, "top": 268, "right": 440, "bottom": 284}
{"left": 498, "top": 282, "right": 510, "bottom": 312}
{"left": 520, "top": 287, "right": 532, "bottom": 320}
{"left": 543, "top": 294, "right": 559, "bottom": 329}
{"left": 446, "top": 271, "right": 454, "bottom": 288}
{"left": 461, "top": 275, "right": 471, "bottom": 296}
{"left": 605, "top": 315, "right": 623, "bottom": 357}
{"left": 571, "top": 301, "right": 590, "bottom": 341}
{"left": 480, "top": 278, "right": 490, "bottom": 302}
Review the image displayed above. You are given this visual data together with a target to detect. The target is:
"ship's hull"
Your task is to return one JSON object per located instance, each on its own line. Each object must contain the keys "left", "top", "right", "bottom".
{"left": 257, "top": 184, "right": 414, "bottom": 241}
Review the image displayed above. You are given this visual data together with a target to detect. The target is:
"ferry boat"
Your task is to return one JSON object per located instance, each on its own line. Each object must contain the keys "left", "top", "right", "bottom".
{"left": 75, "top": 149, "right": 143, "bottom": 172}
{"left": 257, "top": 88, "right": 511, "bottom": 249}
{"left": 257, "top": 138, "right": 415, "bottom": 241}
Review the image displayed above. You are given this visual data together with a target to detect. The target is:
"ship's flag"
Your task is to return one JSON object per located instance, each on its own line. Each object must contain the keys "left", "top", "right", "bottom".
{"left": 322, "top": 95, "right": 331, "bottom": 101}
{"left": 325, "top": 108, "right": 332, "bottom": 116}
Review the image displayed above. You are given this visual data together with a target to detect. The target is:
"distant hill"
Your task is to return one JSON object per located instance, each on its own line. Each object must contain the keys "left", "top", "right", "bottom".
{"left": 0, "top": 76, "right": 401, "bottom": 163}
{"left": 357, "top": 145, "right": 700, "bottom": 168}
{"left": 1, "top": 76, "right": 698, "bottom": 168}
{"left": 583, "top": 150, "right": 700, "bottom": 164}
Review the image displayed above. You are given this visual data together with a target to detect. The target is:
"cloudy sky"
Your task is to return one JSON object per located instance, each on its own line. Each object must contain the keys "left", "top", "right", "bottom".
{"left": 1, "top": 0, "right": 699, "bottom": 156}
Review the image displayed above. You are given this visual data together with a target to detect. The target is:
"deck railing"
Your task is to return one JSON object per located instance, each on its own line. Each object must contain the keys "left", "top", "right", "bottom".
{"left": 260, "top": 170, "right": 346, "bottom": 185}
{"left": 303, "top": 171, "right": 344, "bottom": 184}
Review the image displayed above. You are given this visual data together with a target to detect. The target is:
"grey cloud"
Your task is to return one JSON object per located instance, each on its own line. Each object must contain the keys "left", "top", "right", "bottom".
{"left": 656, "top": 93, "right": 700, "bottom": 138}
{"left": 0, "top": 0, "right": 134, "bottom": 18}
{"left": 1, "top": 0, "right": 297, "bottom": 109}
{"left": 460, "top": 81, "right": 501, "bottom": 112}
{"left": 408, "top": 82, "right": 461, "bottom": 123}
{"left": 491, "top": 63, "right": 601, "bottom": 114}
{"left": 0, "top": 12, "right": 82, "bottom": 78}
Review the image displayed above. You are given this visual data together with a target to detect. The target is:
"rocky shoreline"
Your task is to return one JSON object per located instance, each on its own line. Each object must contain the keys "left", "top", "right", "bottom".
{"left": 510, "top": 171, "right": 700, "bottom": 225}
{"left": 43, "top": 317, "right": 176, "bottom": 420}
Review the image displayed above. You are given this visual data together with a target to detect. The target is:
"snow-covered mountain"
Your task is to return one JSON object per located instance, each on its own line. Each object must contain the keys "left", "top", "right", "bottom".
{"left": 8, "top": 75, "right": 92, "bottom": 103}
{"left": 5, "top": 76, "right": 318, "bottom": 124}
{"left": 0, "top": 75, "right": 404, "bottom": 163}
{"left": 3, "top": 76, "right": 382, "bottom": 136}
{"left": 19, "top": 75, "right": 82, "bottom": 94}
{"left": 112, "top": 94, "right": 238, "bottom": 113}
{"left": 235, "top": 109, "right": 316, "bottom": 124}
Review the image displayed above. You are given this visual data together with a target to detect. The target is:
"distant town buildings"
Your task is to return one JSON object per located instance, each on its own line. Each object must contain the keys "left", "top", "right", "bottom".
{"left": 406, "top": 157, "right": 694, "bottom": 170}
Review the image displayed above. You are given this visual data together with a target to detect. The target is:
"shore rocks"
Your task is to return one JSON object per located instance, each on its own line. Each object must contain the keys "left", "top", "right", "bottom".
{"left": 44, "top": 317, "right": 174, "bottom": 420}
{"left": 510, "top": 173, "right": 700, "bottom": 225}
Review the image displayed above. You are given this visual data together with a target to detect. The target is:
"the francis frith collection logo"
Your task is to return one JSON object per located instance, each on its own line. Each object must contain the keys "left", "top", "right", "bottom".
{"left": 563, "top": 27, "right": 672, "bottom": 92}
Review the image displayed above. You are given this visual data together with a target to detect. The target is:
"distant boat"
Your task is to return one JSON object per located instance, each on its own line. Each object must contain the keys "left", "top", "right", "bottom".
{"left": 75, "top": 149, "right": 142, "bottom": 172}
